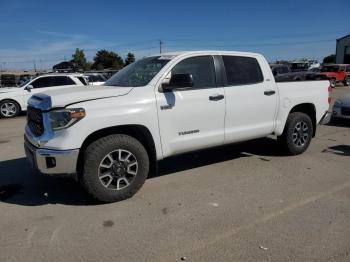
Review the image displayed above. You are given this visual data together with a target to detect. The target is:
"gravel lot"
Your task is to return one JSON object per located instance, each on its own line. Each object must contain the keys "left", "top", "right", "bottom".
{"left": 0, "top": 86, "right": 349, "bottom": 262}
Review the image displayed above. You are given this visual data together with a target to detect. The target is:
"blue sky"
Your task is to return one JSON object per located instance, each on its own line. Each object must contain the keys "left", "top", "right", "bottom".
{"left": 0, "top": 0, "right": 349, "bottom": 70}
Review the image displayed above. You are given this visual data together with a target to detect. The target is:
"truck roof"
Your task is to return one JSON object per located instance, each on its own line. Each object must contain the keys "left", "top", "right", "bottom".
{"left": 152, "top": 50, "right": 262, "bottom": 58}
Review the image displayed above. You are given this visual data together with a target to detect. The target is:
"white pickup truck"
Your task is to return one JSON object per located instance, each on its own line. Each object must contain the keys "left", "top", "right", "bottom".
{"left": 24, "top": 51, "right": 331, "bottom": 203}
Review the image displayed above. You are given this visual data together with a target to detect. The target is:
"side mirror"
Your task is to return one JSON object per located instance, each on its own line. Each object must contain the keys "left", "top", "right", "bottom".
{"left": 162, "top": 74, "right": 193, "bottom": 92}
{"left": 25, "top": 85, "right": 33, "bottom": 91}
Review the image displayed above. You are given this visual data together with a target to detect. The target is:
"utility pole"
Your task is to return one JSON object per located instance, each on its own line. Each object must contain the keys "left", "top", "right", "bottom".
{"left": 33, "top": 59, "right": 37, "bottom": 72}
{"left": 159, "top": 40, "right": 163, "bottom": 54}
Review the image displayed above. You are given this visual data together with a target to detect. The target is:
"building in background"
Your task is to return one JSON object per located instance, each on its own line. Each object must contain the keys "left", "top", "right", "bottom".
{"left": 336, "top": 34, "right": 350, "bottom": 64}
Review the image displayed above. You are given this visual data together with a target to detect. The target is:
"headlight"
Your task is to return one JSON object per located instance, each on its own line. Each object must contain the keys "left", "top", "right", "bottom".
{"left": 49, "top": 108, "right": 86, "bottom": 131}
{"left": 334, "top": 99, "right": 342, "bottom": 107}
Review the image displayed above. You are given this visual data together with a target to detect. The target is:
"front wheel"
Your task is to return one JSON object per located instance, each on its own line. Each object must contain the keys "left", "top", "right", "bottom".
{"left": 80, "top": 134, "right": 149, "bottom": 203}
{"left": 278, "top": 112, "right": 313, "bottom": 155}
{"left": 343, "top": 77, "right": 349, "bottom": 86}
{"left": 0, "top": 100, "right": 20, "bottom": 118}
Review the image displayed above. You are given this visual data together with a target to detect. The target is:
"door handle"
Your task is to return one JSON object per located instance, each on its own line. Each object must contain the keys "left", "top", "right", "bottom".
{"left": 264, "top": 90, "right": 276, "bottom": 96}
{"left": 209, "top": 94, "right": 224, "bottom": 101}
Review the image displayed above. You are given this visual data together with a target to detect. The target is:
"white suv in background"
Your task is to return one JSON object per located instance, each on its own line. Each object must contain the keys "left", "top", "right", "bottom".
{"left": 0, "top": 73, "right": 88, "bottom": 118}
{"left": 84, "top": 73, "right": 107, "bottom": 85}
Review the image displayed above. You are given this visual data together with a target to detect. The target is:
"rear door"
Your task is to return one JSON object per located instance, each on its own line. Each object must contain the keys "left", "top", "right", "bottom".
{"left": 156, "top": 55, "right": 225, "bottom": 157}
{"left": 222, "top": 55, "right": 278, "bottom": 143}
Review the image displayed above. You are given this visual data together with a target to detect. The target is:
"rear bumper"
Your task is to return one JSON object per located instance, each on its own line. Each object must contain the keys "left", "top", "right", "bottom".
{"left": 319, "top": 111, "right": 332, "bottom": 125}
{"left": 24, "top": 136, "right": 79, "bottom": 175}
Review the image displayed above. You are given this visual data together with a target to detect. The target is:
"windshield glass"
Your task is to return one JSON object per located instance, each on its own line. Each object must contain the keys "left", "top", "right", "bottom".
{"left": 321, "top": 66, "right": 339, "bottom": 72}
{"left": 105, "top": 56, "right": 172, "bottom": 87}
{"left": 291, "top": 63, "right": 308, "bottom": 70}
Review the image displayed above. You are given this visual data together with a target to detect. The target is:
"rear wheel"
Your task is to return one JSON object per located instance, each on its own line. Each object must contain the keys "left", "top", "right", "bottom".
{"left": 343, "top": 77, "right": 349, "bottom": 86}
{"left": 80, "top": 134, "right": 149, "bottom": 203}
{"left": 278, "top": 112, "right": 313, "bottom": 155}
{"left": 0, "top": 100, "right": 20, "bottom": 118}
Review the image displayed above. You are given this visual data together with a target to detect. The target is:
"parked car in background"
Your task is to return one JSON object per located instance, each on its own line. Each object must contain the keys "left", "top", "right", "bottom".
{"left": 291, "top": 60, "right": 320, "bottom": 72}
{"left": 84, "top": 73, "right": 107, "bottom": 85}
{"left": 24, "top": 50, "right": 330, "bottom": 203}
{"left": 332, "top": 93, "right": 350, "bottom": 120}
{"left": 270, "top": 64, "right": 322, "bottom": 81}
{"left": 0, "top": 74, "right": 16, "bottom": 87}
{"left": 0, "top": 73, "right": 88, "bottom": 118}
{"left": 318, "top": 64, "right": 350, "bottom": 87}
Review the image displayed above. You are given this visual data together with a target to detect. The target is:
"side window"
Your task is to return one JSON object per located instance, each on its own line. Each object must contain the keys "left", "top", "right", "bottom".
{"left": 77, "top": 77, "right": 88, "bottom": 85}
{"left": 171, "top": 56, "right": 216, "bottom": 88}
{"left": 30, "top": 77, "right": 51, "bottom": 88}
{"left": 51, "top": 76, "right": 75, "bottom": 86}
{"left": 274, "top": 67, "right": 283, "bottom": 75}
{"left": 222, "top": 56, "right": 264, "bottom": 86}
{"left": 281, "top": 66, "right": 289, "bottom": 74}
{"left": 346, "top": 65, "right": 350, "bottom": 72}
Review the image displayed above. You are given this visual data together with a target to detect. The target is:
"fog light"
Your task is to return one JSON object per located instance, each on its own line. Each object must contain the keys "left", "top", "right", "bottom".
{"left": 46, "top": 157, "right": 56, "bottom": 168}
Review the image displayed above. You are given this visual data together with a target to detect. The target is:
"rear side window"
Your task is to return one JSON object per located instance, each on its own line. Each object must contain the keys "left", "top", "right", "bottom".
{"left": 222, "top": 56, "right": 263, "bottom": 86}
{"left": 172, "top": 56, "right": 216, "bottom": 88}
{"left": 51, "top": 76, "right": 75, "bottom": 86}
{"left": 77, "top": 77, "right": 88, "bottom": 85}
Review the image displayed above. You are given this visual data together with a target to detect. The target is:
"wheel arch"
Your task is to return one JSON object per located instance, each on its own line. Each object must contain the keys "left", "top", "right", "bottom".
{"left": 77, "top": 124, "right": 157, "bottom": 177}
{"left": 0, "top": 98, "right": 22, "bottom": 116}
{"left": 0, "top": 98, "right": 22, "bottom": 110}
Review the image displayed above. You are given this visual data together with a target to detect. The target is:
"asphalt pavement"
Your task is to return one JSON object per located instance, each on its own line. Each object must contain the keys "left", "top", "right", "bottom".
{"left": 0, "top": 86, "right": 349, "bottom": 262}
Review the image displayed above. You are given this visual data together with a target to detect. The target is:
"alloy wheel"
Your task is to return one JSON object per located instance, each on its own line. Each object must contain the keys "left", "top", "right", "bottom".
{"left": 98, "top": 149, "right": 138, "bottom": 190}
{"left": 292, "top": 121, "right": 309, "bottom": 147}
{"left": 0, "top": 102, "right": 17, "bottom": 117}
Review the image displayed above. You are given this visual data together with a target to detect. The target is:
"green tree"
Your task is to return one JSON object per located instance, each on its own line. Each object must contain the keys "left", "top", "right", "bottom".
{"left": 124, "top": 52, "right": 135, "bottom": 66}
{"left": 323, "top": 54, "right": 336, "bottom": 64}
{"left": 71, "top": 48, "right": 89, "bottom": 70}
{"left": 92, "top": 50, "right": 124, "bottom": 70}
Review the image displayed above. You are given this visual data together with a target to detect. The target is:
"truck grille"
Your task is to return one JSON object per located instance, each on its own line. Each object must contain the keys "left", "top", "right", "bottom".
{"left": 341, "top": 107, "right": 350, "bottom": 116}
{"left": 27, "top": 106, "right": 44, "bottom": 136}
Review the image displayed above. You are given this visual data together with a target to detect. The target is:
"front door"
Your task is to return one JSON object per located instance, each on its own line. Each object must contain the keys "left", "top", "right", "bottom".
{"left": 156, "top": 55, "right": 225, "bottom": 157}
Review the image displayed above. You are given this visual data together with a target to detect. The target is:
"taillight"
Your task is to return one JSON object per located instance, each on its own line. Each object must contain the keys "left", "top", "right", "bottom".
{"left": 328, "top": 85, "right": 332, "bottom": 104}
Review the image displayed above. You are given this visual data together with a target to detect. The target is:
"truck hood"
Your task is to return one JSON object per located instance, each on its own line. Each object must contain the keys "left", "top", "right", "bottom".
{"left": 0, "top": 87, "right": 21, "bottom": 94}
{"left": 37, "top": 85, "right": 133, "bottom": 108}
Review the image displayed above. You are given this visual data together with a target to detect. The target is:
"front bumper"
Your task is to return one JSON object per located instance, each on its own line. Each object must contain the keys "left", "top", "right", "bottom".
{"left": 24, "top": 136, "right": 79, "bottom": 175}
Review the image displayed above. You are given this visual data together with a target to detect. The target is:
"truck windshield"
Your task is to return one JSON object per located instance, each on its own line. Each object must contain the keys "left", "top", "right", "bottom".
{"left": 105, "top": 56, "right": 172, "bottom": 87}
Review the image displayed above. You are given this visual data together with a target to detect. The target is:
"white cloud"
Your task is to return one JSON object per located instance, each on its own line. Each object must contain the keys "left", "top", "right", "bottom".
{"left": 0, "top": 31, "right": 114, "bottom": 70}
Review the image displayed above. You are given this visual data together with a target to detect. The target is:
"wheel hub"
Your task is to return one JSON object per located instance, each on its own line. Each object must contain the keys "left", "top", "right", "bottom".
{"left": 112, "top": 162, "right": 126, "bottom": 177}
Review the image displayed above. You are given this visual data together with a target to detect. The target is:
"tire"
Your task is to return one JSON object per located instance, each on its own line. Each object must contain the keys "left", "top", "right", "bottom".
{"left": 278, "top": 112, "right": 313, "bottom": 155}
{"left": 80, "top": 134, "right": 149, "bottom": 203}
{"left": 330, "top": 78, "right": 336, "bottom": 88}
{"left": 0, "top": 100, "right": 20, "bottom": 118}
{"left": 343, "top": 77, "right": 350, "bottom": 86}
